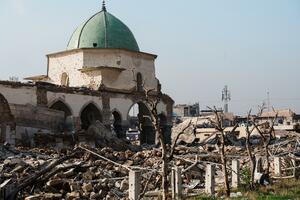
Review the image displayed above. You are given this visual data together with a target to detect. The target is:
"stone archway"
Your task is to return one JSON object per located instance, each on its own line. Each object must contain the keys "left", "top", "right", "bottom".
{"left": 128, "top": 102, "right": 155, "bottom": 145}
{"left": 49, "top": 100, "right": 72, "bottom": 119}
{"left": 80, "top": 103, "right": 103, "bottom": 130}
{"left": 0, "top": 93, "right": 14, "bottom": 143}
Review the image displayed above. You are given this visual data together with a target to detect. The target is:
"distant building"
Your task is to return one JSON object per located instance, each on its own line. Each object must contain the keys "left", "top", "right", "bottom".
{"left": 177, "top": 108, "right": 300, "bottom": 144}
{"left": 173, "top": 103, "right": 200, "bottom": 118}
{"left": 257, "top": 109, "right": 300, "bottom": 131}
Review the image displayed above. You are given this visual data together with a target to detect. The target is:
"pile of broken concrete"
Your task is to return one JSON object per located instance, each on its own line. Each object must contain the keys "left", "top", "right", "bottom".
{"left": 0, "top": 144, "right": 166, "bottom": 200}
{"left": 0, "top": 143, "right": 219, "bottom": 200}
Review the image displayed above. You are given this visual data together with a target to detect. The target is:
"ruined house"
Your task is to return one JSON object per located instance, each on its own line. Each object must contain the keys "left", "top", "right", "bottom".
{"left": 0, "top": 4, "right": 174, "bottom": 146}
{"left": 173, "top": 103, "right": 200, "bottom": 118}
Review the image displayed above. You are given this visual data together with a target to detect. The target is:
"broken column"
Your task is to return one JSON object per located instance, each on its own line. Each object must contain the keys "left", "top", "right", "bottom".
{"left": 232, "top": 160, "right": 240, "bottom": 189}
{"left": 171, "top": 167, "right": 182, "bottom": 200}
{"left": 274, "top": 157, "right": 282, "bottom": 176}
{"left": 205, "top": 164, "right": 215, "bottom": 196}
{"left": 129, "top": 170, "right": 141, "bottom": 200}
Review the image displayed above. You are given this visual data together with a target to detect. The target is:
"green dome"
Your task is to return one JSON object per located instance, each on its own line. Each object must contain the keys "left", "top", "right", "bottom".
{"left": 67, "top": 8, "right": 140, "bottom": 52}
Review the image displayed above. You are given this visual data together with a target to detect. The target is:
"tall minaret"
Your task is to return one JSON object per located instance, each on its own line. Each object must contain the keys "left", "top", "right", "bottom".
{"left": 222, "top": 85, "right": 231, "bottom": 113}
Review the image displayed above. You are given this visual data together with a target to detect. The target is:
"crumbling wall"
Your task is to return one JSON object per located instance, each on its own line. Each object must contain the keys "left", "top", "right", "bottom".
{"left": 10, "top": 104, "right": 64, "bottom": 130}
{"left": 0, "top": 83, "right": 37, "bottom": 106}
{"left": 9, "top": 104, "right": 64, "bottom": 143}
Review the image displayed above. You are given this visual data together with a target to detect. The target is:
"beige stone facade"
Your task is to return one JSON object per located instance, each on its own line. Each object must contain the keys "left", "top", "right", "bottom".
{"left": 0, "top": 76, "right": 173, "bottom": 145}
{"left": 47, "top": 49, "right": 158, "bottom": 91}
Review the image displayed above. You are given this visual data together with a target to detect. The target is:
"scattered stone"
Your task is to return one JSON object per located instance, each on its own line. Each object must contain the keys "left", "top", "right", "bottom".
{"left": 46, "top": 179, "right": 65, "bottom": 187}
{"left": 125, "top": 160, "right": 134, "bottom": 166}
{"left": 230, "top": 192, "right": 243, "bottom": 198}
{"left": 82, "top": 171, "right": 94, "bottom": 180}
{"left": 115, "top": 180, "right": 121, "bottom": 189}
{"left": 66, "top": 192, "right": 80, "bottom": 200}
{"left": 24, "top": 194, "right": 42, "bottom": 200}
{"left": 69, "top": 182, "right": 81, "bottom": 192}
{"left": 1, "top": 133, "right": 299, "bottom": 200}
{"left": 120, "top": 179, "right": 129, "bottom": 191}
{"left": 64, "top": 168, "right": 75, "bottom": 177}
{"left": 82, "top": 183, "right": 93, "bottom": 193}
{"left": 43, "top": 193, "right": 62, "bottom": 200}
{"left": 90, "top": 191, "right": 101, "bottom": 199}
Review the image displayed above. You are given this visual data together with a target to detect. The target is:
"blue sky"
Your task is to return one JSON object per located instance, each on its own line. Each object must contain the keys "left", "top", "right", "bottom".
{"left": 0, "top": 0, "right": 300, "bottom": 114}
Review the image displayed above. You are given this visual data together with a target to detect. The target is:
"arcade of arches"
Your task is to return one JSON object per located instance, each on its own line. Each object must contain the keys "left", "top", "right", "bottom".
{"left": 45, "top": 96, "right": 172, "bottom": 145}
{"left": 47, "top": 100, "right": 171, "bottom": 145}
{"left": 0, "top": 82, "right": 173, "bottom": 146}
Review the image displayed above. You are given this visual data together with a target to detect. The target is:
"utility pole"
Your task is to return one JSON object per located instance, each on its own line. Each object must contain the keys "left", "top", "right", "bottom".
{"left": 267, "top": 91, "right": 270, "bottom": 112}
{"left": 222, "top": 85, "right": 231, "bottom": 113}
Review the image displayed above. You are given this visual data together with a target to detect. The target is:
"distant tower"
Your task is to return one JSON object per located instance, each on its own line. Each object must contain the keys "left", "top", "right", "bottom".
{"left": 222, "top": 85, "right": 231, "bottom": 113}
{"left": 267, "top": 91, "right": 270, "bottom": 112}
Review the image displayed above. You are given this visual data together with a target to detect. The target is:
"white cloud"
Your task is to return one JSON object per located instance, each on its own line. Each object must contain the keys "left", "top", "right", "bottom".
{"left": 11, "top": 0, "right": 26, "bottom": 16}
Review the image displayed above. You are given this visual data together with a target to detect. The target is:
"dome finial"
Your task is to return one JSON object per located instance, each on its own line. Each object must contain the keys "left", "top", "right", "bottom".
{"left": 102, "top": 0, "right": 107, "bottom": 12}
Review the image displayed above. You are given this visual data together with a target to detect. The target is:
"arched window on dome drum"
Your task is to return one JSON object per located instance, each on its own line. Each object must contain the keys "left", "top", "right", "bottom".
{"left": 136, "top": 73, "right": 143, "bottom": 92}
{"left": 61, "top": 73, "right": 69, "bottom": 87}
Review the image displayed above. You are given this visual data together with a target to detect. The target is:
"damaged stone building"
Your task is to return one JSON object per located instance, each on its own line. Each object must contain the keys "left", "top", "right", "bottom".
{"left": 0, "top": 4, "right": 173, "bottom": 147}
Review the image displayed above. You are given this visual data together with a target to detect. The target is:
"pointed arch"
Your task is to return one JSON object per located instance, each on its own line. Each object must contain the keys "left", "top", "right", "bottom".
{"left": 127, "top": 101, "right": 151, "bottom": 120}
{"left": 127, "top": 101, "right": 155, "bottom": 144}
{"left": 0, "top": 93, "right": 15, "bottom": 143}
{"left": 49, "top": 99, "right": 73, "bottom": 118}
{"left": 80, "top": 102, "right": 103, "bottom": 130}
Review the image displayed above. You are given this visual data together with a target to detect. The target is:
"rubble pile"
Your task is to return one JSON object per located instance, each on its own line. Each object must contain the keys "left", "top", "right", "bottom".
{"left": 0, "top": 145, "right": 165, "bottom": 200}
{"left": 0, "top": 143, "right": 224, "bottom": 200}
{"left": 0, "top": 130, "right": 300, "bottom": 199}
{"left": 32, "top": 121, "right": 132, "bottom": 152}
